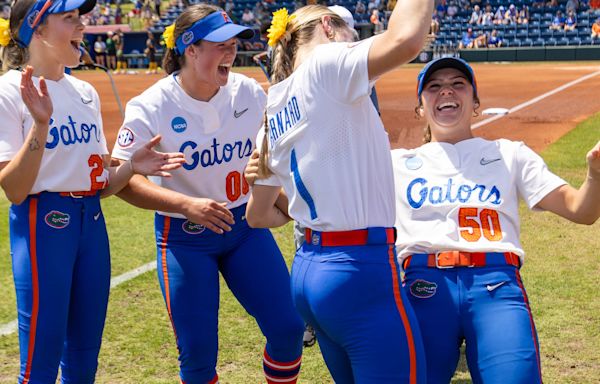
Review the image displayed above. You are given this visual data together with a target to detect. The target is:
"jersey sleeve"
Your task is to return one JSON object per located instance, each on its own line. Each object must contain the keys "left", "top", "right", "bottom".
{"left": 0, "top": 82, "right": 25, "bottom": 162}
{"left": 111, "top": 97, "right": 158, "bottom": 160}
{"left": 514, "top": 142, "right": 567, "bottom": 209}
{"left": 310, "top": 38, "right": 374, "bottom": 104}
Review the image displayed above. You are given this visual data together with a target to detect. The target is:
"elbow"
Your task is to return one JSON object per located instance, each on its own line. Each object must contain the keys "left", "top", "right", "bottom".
{"left": 5, "top": 190, "right": 28, "bottom": 205}
{"left": 403, "top": 36, "right": 427, "bottom": 60}
{"left": 245, "top": 214, "right": 266, "bottom": 228}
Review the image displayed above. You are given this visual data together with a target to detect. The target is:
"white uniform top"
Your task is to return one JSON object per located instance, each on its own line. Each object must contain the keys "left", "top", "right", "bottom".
{"left": 112, "top": 72, "right": 266, "bottom": 218}
{"left": 392, "top": 138, "right": 566, "bottom": 263}
{"left": 0, "top": 70, "right": 109, "bottom": 194}
{"left": 256, "top": 38, "right": 395, "bottom": 231}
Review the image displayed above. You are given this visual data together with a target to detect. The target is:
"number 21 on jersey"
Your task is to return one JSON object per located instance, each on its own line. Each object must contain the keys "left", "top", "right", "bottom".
{"left": 459, "top": 207, "right": 503, "bottom": 242}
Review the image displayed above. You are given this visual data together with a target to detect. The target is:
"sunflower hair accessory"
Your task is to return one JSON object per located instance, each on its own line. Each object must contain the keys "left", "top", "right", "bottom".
{"left": 267, "top": 8, "right": 295, "bottom": 47}
{"left": 162, "top": 23, "right": 176, "bottom": 49}
{"left": 0, "top": 18, "right": 10, "bottom": 47}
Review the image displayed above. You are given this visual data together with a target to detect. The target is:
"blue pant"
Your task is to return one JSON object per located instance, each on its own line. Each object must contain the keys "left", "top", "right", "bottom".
{"left": 155, "top": 204, "right": 304, "bottom": 384}
{"left": 403, "top": 254, "right": 542, "bottom": 384}
{"left": 292, "top": 233, "right": 426, "bottom": 383}
{"left": 10, "top": 192, "right": 110, "bottom": 384}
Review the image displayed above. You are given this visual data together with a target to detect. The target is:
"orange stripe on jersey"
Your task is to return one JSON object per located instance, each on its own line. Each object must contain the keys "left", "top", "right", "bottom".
{"left": 23, "top": 198, "right": 39, "bottom": 384}
{"left": 160, "top": 217, "right": 178, "bottom": 341}
{"left": 388, "top": 245, "right": 417, "bottom": 384}
{"left": 515, "top": 270, "right": 542, "bottom": 379}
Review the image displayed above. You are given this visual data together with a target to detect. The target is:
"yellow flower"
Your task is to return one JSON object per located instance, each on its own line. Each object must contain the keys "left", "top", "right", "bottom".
{"left": 0, "top": 18, "right": 10, "bottom": 47}
{"left": 267, "top": 8, "right": 295, "bottom": 47}
{"left": 162, "top": 23, "right": 176, "bottom": 49}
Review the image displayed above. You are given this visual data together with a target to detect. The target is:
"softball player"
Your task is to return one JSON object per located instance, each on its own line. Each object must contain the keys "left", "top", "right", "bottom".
{"left": 111, "top": 5, "right": 304, "bottom": 383}
{"left": 246, "top": 3, "right": 433, "bottom": 382}
{"left": 393, "top": 57, "right": 600, "bottom": 383}
{"left": 0, "top": 1, "right": 183, "bottom": 383}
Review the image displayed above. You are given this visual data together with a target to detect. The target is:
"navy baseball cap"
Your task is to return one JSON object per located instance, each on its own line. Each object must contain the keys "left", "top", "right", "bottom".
{"left": 175, "top": 11, "right": 254, "bottom": 55}
{"left": 417, "top": 57, "right": 478, "bottom": 99}
{"left": 17, "top": 0, "right": 96, "bottom": 47}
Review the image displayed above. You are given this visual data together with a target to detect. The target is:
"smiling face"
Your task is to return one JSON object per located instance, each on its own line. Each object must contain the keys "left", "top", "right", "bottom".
{"left": 185, "top": 37, "right": 237, "bottom": 91}
{"left": 419, "top": 67, "right": 477, "bottom": 143}
{"left": 33, "top": 10, "right": 84, "bottom": 68}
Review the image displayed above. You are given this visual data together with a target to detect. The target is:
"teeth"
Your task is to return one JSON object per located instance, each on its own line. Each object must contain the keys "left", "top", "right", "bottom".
{"left": 438, "top": 102, "right": 458, "bottom": 110}
{"left": 219, "top": 64, "right": 231, "bottom": 68}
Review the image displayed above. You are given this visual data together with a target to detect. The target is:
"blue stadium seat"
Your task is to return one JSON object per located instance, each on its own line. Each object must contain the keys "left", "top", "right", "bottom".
{"left": 580, "top": 36, "right": 593, "bottom": 45}
{"left": 556, "top": 37, "right": 569, "bottom": 45}
{"left": 546, "top": 37, "right": 557, "bottom": 46}
{"left": 522, "top": 38, "right": 534, "bottom": 47}
{"left": 532, "top": 38, "right": 546, "bottom": 46}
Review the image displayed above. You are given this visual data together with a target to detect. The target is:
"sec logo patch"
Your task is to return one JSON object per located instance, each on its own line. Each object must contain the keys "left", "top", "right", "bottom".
{"left": 117, "top": 128, "right": 135, "bottom": 148}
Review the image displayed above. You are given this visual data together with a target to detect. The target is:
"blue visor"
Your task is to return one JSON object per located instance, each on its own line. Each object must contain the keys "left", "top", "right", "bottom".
{"left": 175, "top": 11, "right": 254, "bottom": 55}
{"left": 17, "top": 0, "right": 96, "bottom": 47}
{"left": 417, "top": 57, "right": 478, "bottom": 99}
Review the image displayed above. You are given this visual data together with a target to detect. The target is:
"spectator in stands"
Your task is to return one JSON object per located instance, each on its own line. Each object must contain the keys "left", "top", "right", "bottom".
{"left": 141, "top": 0, "right": 154, "bottom": 29}
{"left": 367, "top": 0, "right": 379, "bottom": 13}
{"left": 487, "top": 28, "right": 503, "bottom": 47}
{"left": 145, "top": 31, "right": 157, "bottom": 74}
{"left": 436, "top": 0, "right": 447, "bottom": 18}
{"left": 550, "top": 10, "right": 565, "bottom": 30}
{"left": 106, "top": 31, "right": 117, "bottom": 70}
{"left": 94, "top": 35, "right": 106, "bottom": 67}
{"left": 115, "top": 4, "right": 123, "bottom": 23}
{"left": 225, "top": 0, "right": 234, "bottom": 13}
{"left": 518, "top": 5, "right": 529, "bottom": 24}
{"left": 592, "top": 17, "right": 600, "bottom": 40}
{"left": 504, "top": 4, "right": 517, "bottom": 25}
{"left": 370, "top": 9, "right": 384, "bottom": 34}
{"left": 531, "top": 0, "right": 544, "bottom": 9}
{"left": 154, "top": 0, "right": 161, "bottom": 17}
{"left": 566, "top": 0, "right": 579, "bottom": 13}
{"left": 113, "top": 30, "right": 127, "bottom": 74}
{"left": 481, "top": 4, "right": 494, "bottom": 25}
{"left": 387, "top": 0, "right": 397, "bottom": 15}
{"left": 546, "top": 0, "right": 559, "bottom": 8}
{"left": 446, "top": 0, "right": 458, "bottom": 18}
{"left": 241, "top": 8, "right": 257, "bottom": 26}
{"left": 469, "top": 4, "right": 482, "bottom": 24}
{"left": 356, "top": 0, "right": 367, "bottom": 15}
{"left": 473, "top": 30, "right": 487, "bottom": 47}
{"left": 564, "top": 10, "right": 577, "bottom": 31}
{"left": 493, "top": 5, "right": 505, "bottom": 24}
{"left": 459, "top": 27, "right": 474, "bottom": 48}
{"left": 431, "top": 11, "right": 440, "bottom": 35}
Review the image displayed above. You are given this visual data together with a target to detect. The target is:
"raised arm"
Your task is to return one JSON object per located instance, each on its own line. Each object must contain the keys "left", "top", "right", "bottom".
{"left": 536, "top": 141, "right": 600, "bottom": 224}
{"left": 368, "top": 0, "right": 435, "bottom": 79}
{"left": 0, "top": 66, "right": 52, "bottom": 205}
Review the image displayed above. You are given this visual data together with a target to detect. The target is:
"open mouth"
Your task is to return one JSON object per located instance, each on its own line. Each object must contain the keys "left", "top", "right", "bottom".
{"left": 218, "top": 63, "right": 231, "bottom": 76}
{"left": 436, "top": 101, "right": 459, "bottom": 111}
{"left": 70, "top": 39, "right": 82, "bottom": 53}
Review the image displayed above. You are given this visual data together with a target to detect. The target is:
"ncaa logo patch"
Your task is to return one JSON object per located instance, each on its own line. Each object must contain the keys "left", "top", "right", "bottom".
{"left": 117, "top": 128, "right": 135, "bottom": 148}
{"left": 410, "top": 279, "right": 437, "bottom": 299}
{"left": 182, "top": 220, "right": 206, "bottom": 235}
{"left": 182, "top": 31, "right": 194, "bottom": 45}
{"left": 171, "top": 117, "right": 187, "bottom": 133}
{"left": 45, "top": 210, "right": 70, "bottom": 229}
{"left": 405, "top": 156, "right": 423, "bottom": 170}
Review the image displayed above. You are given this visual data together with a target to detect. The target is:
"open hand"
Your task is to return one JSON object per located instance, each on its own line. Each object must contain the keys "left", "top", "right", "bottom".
{"left": 131, "top": 135, "right": 186, "bottom": 177}
{"left": 20, "top": 65, "right": 52, "bottom": 126}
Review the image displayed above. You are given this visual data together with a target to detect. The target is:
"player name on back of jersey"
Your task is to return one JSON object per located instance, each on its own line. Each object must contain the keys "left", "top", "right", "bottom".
{"left": 406, "top": 177, "right": 502, "bottom": 209}
{"left": 45, "top": 115, "right": 102, "bottom": 149}
{"left": 267, "top": 95, "right": 305, "bottom": 147}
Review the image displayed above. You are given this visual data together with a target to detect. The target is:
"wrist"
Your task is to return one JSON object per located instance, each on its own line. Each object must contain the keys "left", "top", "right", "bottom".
{"left": 126, "top": 158, "right": 136, "bottom": 175}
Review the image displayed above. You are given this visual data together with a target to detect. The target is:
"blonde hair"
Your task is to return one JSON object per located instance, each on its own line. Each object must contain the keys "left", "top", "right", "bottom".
{"left": 162, "top": 3, "right": 221, "bottom": 74}
{"left": 258, "top": 5, "right": 346, "bottom": 177}
{"left": 1, "top": 0, "right": 38, "bottom": 72}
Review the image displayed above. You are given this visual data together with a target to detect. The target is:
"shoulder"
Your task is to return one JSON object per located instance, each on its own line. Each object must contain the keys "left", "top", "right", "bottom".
{"left": 229, "top": 72, "right": 265, "bottom": 94}
{"left": 0, "top": 70, "right": 21, "bottom": 94}
{"left": 128, "top": 75, "right": 174, "bottom": 109}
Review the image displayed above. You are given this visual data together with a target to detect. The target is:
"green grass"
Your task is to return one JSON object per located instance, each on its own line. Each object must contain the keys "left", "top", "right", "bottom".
{"left": 0, "top": 114, "right": 599, "bottom": 382}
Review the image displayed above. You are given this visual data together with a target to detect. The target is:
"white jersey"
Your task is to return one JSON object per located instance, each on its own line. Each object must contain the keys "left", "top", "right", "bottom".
{"left": 112, "top": 72, "right": 266, "bottom": 218}
{"left": 392, "top": 138, "right": 566, "bottom": 263}
{"left": 256, "top": 38, "right": 395, "bottom": 231}
{"left": 0, "top": 70, "right": 109, "bottom": 194}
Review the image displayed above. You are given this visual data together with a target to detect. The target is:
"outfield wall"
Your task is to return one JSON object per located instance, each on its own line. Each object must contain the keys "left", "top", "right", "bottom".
{"left": 448, "top": 46, "right": 600, "bottom": 62}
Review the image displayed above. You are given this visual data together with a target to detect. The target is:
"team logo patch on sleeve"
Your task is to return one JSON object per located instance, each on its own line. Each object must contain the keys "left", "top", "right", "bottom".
{"left": 171, "top": 117, "right": 187, "bottom": 133}
{"left": 410, "top": 279, "right": 438, "bottom": 298}
{"left": 182, "top": 220, "right": 206, "bottom": 234}
{"left": 117, "top": 128, "right": 135, "bottom": 148}
{"left": 44, "top": 210, "right": 70, "bottom": 229}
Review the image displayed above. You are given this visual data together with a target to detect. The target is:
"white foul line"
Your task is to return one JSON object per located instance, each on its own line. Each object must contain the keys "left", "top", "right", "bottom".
{"left": 472, "top": 70, "right": 600, "bottom": 130}
{"left": 0, "top": 261, "right": 156, "bottom": 337}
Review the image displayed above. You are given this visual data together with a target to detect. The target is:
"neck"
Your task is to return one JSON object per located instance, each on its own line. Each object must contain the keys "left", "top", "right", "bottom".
{"left": 430, "top": 124, "right": 474, "bottom": 144}
{"left": 293, "top": 34, "right": 329, "bottom": 71}
{"left": 178, "top": 67, "right": 220, "bottom": 102}
{"left": 27, "top": 53, "right": 64, "bottom": 81}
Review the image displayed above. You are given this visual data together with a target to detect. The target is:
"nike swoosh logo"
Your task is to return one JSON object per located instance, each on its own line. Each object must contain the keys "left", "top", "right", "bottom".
{"left": 81, "top": 97, "right": 93, "bottom": 104}
{"left": 486, "top": 281, "right": 506, "bottom": 292}
{"left": 94, "top": 212, "right": 101, "bottom": 221}
{"left": 234, "top": 108, "right": 248, "bottom": 118}
{"left": 241, "top": 215, "right": 246, "bottom": 221}
{"left": 480, "top": 157, "right": 501, "bottom": 166}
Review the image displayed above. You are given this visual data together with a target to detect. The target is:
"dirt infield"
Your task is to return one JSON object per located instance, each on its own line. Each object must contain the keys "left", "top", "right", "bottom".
{"left": 79, "top": 62, "right": 600, "bottom": 153}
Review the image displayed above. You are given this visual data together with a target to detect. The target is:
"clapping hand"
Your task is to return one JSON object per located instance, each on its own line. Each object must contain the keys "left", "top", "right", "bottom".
{"left": 130, "top": 135, "right": 186, "bottom": 177}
